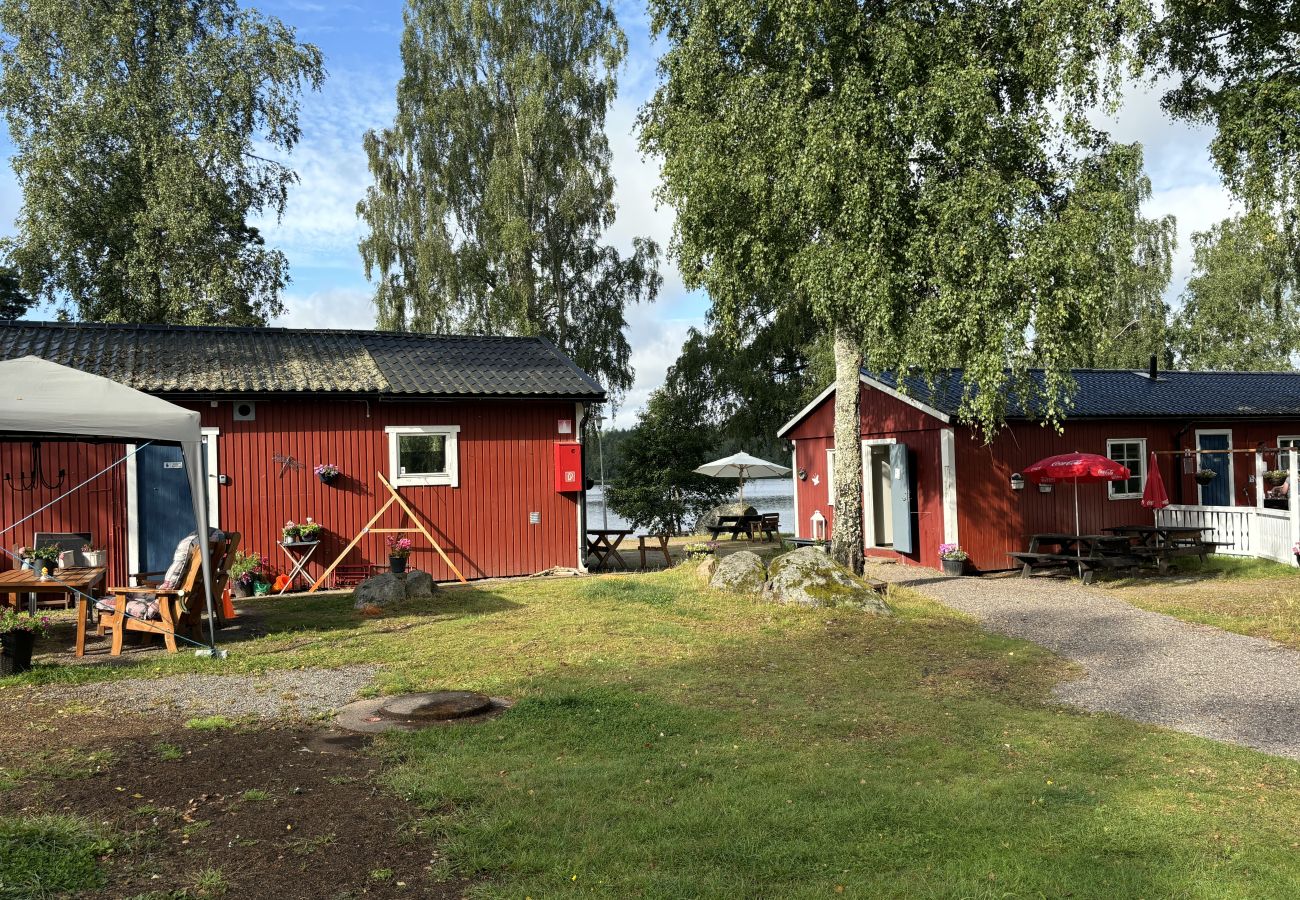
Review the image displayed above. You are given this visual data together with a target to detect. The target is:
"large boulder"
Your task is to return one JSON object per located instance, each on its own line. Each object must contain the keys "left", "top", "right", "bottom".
{"left": 694, "top": 503, "right": 758, "bottom": 535}
{"left": 708, "top": 550, "right": 767, "bottom": 594}
{"left": 763, "top": 547, "right": 890, "bottom": 613}
{"left": 693, "top": 555, "right": 718, "bottom": 585}
{"left": 353, "top": 570, "right": 437, "bottom": 609}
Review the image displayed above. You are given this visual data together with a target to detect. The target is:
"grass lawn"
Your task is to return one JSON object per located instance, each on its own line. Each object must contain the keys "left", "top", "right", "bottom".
{"left": 1105, "top": 555, "right": 1300, "bottom": 648}
{"left": 8, "top": 565, "right": 1300, "bottom": 896}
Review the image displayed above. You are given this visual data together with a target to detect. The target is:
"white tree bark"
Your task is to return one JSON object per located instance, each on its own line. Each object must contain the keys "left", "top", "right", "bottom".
{"left": 830, "top": 327, "right": 864, "bottom": 574}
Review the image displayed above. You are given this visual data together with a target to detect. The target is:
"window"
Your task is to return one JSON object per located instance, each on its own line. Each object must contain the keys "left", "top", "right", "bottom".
{"left": 1106, "top": 439, "right": 1146, "bottom": 499}
{"left": 826, "top": 449, "right": 836, "bottom": 507}
{"left": 1278, "top": 436, "right": 1300, "bottom": 473}
{"left": 386, "top": 426, "right": 460, "bottom": 487}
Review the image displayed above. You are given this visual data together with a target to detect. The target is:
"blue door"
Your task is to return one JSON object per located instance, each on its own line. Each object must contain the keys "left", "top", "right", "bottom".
{"left": 1197, "top": 433, "right": 1231, "bottom": 506}
{"left": 136, "top": 443, "right": 205, "bottom": 574}
{"left": 889, "top": 443, "right": 915, "bottom": 555}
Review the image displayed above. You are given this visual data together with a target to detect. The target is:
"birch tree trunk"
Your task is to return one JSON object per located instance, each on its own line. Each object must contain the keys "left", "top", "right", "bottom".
{"left": 830, "top": 327, "right": 864, "bottom": 574}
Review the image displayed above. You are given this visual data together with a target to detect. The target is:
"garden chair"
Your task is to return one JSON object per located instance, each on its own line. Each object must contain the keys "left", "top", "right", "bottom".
{"left": 97, "top": 531, "right": 239, "bottom": 655}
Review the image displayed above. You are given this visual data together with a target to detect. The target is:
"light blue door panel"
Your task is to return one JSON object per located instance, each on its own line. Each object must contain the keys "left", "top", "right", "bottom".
{"left": 137, "top": 444, "right": 202, "bottom": 573}
{"left": 890, "top": 443, "right": 915, "bottom": 555}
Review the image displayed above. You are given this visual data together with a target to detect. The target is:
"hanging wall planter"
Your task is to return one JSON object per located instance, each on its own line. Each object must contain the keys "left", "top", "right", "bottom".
{"left": 1194, "top": 469, "right": 1218, "bottom": 486}
{"left": 314, "top": 463, "right": 340, "bottom": 485}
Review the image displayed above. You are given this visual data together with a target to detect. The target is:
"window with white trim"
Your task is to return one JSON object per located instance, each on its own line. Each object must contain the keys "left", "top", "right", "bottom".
{"left": 826, "top": 448, "right": 836, "bottom": 507}
{"left": 386, "top": 425, "right": 461, "bottom": 487}
{"left": 1106, "top": 438, "right": 1146, "bottom": 499}
{"left": 1278, "top": 436, "right": 1300, "bottom": 473}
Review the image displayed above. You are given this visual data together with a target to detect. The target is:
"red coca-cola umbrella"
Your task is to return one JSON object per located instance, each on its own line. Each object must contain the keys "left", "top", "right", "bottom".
{"left": 1140, "top": 451, "right": 1169, "bottom": 512}
{"left": 1023, "top": 451, "right": 1131, "bottom": 539}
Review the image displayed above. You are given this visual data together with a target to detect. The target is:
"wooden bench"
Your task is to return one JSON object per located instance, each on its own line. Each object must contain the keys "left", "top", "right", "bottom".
{"left": 757, "top": 514, "right": 780, "bottom": 541}
{"left": 637, "top": 534, "right": 672, "bottom": 570}
{"left": 783, "top": 537, "right": 829, "bottom": 551}
{"left": 1008, "top": 551, "right": 1142, "bottom": 584}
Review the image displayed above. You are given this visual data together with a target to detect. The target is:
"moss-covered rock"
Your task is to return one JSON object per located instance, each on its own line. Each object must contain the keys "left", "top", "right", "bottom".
{"left": 707, "top": 550, "right": 767, "bottom": 594}
{"left": 764, "top": 547, "right": 890, "bottom": 613}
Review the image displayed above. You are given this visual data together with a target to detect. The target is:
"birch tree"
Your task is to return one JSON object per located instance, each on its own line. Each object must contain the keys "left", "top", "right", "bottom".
{"left": 640, "top": 0, "right": 1161, "bottom": 572}
{"left": 357, "top": 0, "right": 660, "bottom": 397}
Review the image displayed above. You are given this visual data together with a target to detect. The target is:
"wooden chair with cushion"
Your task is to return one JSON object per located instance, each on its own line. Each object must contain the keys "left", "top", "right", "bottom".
{"left": 97, "top": 532, "right": 240, "bottom": 655}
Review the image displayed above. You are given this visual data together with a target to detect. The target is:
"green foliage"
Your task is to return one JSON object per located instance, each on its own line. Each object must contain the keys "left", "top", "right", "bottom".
{"left": 0, "top": 266, "right": 32, "bottom": 320}
{"left": 1152, "top": 1, "right": 1300, "bottom": 216}
{"left": 0, "top": 0, "right": 324, "bottom": 324}
{"left": 606, "top": 388, "right": 736, "bottom": 535}
{"left": 1170, "top": 213, "right": 1299, "bottom": 370}
{"left": 183, "top": 715, "right": 235, "bottom": 731}
{"left": 0, "top": 814, "right": 110, "bottom": 898}
{"left": 639, "top": 0, "right": 1165, "bottom": 435}
{"left": 357, "top": 0, "right": 660, "bottom": 398}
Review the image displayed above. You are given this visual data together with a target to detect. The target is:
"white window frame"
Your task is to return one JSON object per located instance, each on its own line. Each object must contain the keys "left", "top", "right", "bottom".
{"left": 1278, "top": 435, "right": 1300, "bottom": 472}
{"left": 386, "top": 425, "right": 461, "bottom": 487}
{"left": 826, "top": 448, "right": 836, "bottom": 507}
{"left": 1105, "top": 438, "right": 1147, "bottom": 500}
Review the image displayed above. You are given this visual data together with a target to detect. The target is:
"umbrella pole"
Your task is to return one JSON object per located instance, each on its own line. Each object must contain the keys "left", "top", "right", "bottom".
{"left": 738, "top": 465, "right": 745, "bottom": 506}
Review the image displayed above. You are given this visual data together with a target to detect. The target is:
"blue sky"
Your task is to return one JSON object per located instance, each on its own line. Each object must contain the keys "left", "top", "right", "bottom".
{"left": 0, "top": 1, "right": 1235, "bottom": 427}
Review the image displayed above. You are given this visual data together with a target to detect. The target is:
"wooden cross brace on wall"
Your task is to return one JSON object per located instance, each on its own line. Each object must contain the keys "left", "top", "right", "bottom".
{"left": 308, "top": 471, "right": 467, "bottom": 591}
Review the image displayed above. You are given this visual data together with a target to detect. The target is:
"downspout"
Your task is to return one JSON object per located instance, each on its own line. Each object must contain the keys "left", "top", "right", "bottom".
{"left": 576, "top": 402, "right": 589, "bottom": 573}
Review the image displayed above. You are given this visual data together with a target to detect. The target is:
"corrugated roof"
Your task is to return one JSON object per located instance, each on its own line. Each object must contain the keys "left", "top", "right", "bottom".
{"left": 0, "top": 321, "right": 605, "bottom": 400}
{"left": 875, "top": 368, "right": 1300, "bottom": 419}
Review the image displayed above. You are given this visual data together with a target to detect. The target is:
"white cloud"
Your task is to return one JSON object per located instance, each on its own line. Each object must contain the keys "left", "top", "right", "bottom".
{"left": 275, "top": 286, "right": 375, "bottom": 329}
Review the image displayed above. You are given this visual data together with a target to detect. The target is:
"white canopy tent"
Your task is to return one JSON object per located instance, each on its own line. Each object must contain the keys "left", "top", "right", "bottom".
{"left": 0, "top": 356, "right": 217, "bottom": 647}
{"left": 693, "top": 451, "right": 792, "bottom": 504}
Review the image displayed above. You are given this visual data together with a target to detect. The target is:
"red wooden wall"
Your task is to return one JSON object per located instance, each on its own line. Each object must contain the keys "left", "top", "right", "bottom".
{"left": 788, "top": 380, "right": 1300, "bottom": 573}
{"left": 2, "top": 398, "right": 584, "bottom": 586}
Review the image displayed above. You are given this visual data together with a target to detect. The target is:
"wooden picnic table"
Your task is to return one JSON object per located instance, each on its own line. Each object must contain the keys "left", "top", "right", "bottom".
{"left": 1010, "top": 533, "right": 1142, "bottom": 584}
{"left": 586, "top": 529, "right": 632, "bottom": 571}
{"left": 709, "top": 514, "right": 765, "bottom": 541}
{"left": 0, "top": 566, "right": 106, "bottom": 657}
{"left": 1102, "top": 524, "right": 1219, "bottom": 573}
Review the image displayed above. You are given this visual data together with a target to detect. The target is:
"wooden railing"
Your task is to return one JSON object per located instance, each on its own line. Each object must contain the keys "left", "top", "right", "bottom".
{"left": 1156, "top": 504, "right": 1297, "bottom": 565}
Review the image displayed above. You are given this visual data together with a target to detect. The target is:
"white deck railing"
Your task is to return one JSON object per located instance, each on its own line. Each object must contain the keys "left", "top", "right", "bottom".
{"left": 1156, "top": 504, "right": 1297, "bottom": 565}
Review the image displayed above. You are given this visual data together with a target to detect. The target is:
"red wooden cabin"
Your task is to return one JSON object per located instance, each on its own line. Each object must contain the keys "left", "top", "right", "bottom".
{"left": 779, "top": 364, "right": 1300, "bottom": 572}
{"left": 0, "top": 322, "right": 601, "bottom": 586}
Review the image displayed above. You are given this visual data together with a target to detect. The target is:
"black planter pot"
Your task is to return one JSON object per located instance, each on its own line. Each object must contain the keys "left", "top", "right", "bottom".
{"left": 941, "top": 557, "right": 966, "bottom": 577}
{"left": 1, "top": 630, "right": 36, "bottom": 676}
{"left": 1265, "top": 474, "right": 1288, "bottom": 489}
{"left": 317, "top": 471, "right": 338, "bottom": 485}
{"left": 232, "top": 581, "right": 253, "bottom": 599}
{"left": 1195, "top": 472, "right": 1217, "bottom": 486}
{"left": 389, "top": 556, "right": 408, "bottom": 574}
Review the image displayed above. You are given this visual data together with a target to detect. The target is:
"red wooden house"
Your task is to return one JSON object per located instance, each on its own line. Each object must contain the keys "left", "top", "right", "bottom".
{"left": 779, "top": 363, "right": 1300, "bottom": 572}
{"left": 0, "top": 321, "right": 602, "bottom": 586}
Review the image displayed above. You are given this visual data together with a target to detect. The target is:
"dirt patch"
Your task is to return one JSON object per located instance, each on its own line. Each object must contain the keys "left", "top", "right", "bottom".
{"left": 0, "top": 695, "right": 464, "bottom": 899}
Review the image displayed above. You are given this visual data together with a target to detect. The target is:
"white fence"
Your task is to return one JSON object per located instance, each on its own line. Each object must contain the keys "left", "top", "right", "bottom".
{"left": 1156, "top": 504, "right": 1298, "bottom": 565}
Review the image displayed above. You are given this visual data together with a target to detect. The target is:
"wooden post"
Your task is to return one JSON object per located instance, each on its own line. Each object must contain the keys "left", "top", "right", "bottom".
{"left": 1256, "top": 449, "right": 1266, "bottom": 510}
{"left": 1290, "top": 452, "right": 1299, "bottom": 567}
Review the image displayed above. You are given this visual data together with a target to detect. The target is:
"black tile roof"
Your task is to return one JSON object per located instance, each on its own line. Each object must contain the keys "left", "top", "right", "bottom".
{"left": 0, "top": 321, "right": 605, "bottom": 400}
{"left": 874, "top": 368, "right": 1300, "bottom": 420}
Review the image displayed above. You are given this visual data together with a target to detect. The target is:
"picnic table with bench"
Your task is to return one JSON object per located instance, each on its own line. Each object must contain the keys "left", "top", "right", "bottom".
{"left": 1010, "top": 524, "right": 1220, "bottom": 582}
{"left": 708, "top": 513, "right": 779, "bottom": 542}
{"left": 586, "top": 528, "right": 632, "bottom": 571}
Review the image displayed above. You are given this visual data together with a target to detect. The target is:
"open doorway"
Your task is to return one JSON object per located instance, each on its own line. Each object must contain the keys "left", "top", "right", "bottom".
{"left": 867, "top": 444, "right": 893, "bottom": 547}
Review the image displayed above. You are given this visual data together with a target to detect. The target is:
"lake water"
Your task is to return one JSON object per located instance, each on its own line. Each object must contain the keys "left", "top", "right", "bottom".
{"left": 586, "top": 478, "right": 795, "bottom": 533}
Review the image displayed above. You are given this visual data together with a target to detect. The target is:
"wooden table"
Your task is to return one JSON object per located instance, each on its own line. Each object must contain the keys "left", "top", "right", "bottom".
{"left": 586, "top": 529, "right": 632, "bottom": 571}
{"left": 709, "top": 514, "right": 763, "bottom": 541}
{"left": 1102, "top": 524, "right": 1218, "bottom": 572}
{"left": 1010, "top": 533, "right": 1141, "bottom": 583}
{"left": 0, "top": 567, "right": 106, "bottom": 657}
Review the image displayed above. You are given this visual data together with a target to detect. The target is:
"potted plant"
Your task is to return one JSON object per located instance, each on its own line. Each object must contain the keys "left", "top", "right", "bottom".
{"left": 281, "top": 520, "right": 301, "bottom": 543}
{"left": 939, "top": 543, "right": 969, "bottom": 576}
{"left": 80, "top": 543, "right": 107, "bottom": 568}
{"left": 386, "top": 535, "right": 413, "bottom": 574}
{"left": 683, "top": 541, "right": 716, "bottom": 559}
{"left": 229, "top": 550, "right": 263, "bottom": 599}
{"left": 253, "top": 563, "right": 275, "bottom": 596}
{"left": 0, "top": 609, "right": 51, "bottom": 676}
{"left": 295, "top": 519, "right": 323, "bottom": 543}
{"left": 1195, "top": 468, "right": 1218, "bottom": 485}
{"left": 1264, "top": 469, "right": 1289, "bottom": 489}
{"left": 314, "top": 463, "right": 340, "bottom": 485}
{"left": 29, "top": 545, "right": 60, "bottom": 576}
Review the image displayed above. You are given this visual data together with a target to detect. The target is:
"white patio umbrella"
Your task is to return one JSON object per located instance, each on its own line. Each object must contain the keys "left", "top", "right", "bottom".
{"left": 693, "top": 452, "right": 792, "bottom": 504}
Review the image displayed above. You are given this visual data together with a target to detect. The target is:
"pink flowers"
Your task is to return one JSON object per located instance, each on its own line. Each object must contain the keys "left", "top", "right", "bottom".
{"left": 386, "top": 535, "right": 414, "bottom": 558}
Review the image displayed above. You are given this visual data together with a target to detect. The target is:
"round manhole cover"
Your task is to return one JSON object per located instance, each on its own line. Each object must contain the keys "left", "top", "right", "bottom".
{"left": 380, "top": 690, "right": 494, "bottom": 721}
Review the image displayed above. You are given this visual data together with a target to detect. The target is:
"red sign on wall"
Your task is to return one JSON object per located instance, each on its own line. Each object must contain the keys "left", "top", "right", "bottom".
{"left": 554, "top": 442, "right": 582, "bottom": 492}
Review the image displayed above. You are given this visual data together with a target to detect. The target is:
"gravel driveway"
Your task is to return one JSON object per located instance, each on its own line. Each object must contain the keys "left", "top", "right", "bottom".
{"left": 872, "top": 565, "right": 1300, "bottom": 761}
